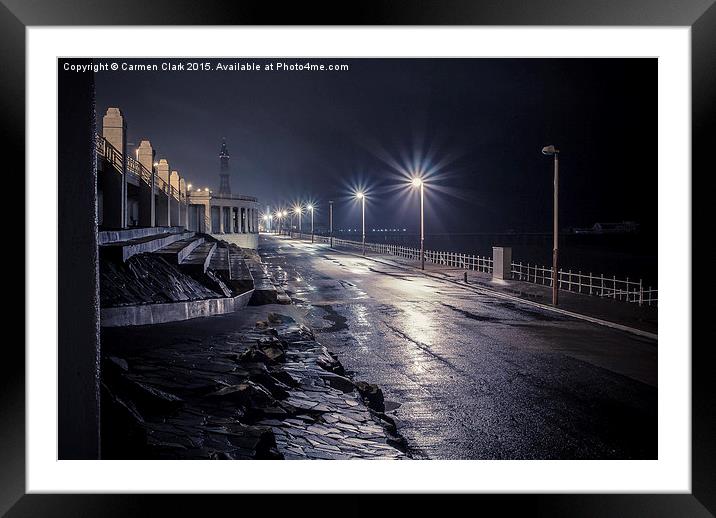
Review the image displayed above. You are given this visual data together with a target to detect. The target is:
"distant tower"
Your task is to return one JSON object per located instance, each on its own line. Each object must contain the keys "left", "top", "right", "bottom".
{"left": 218, "top": 138, "right": 231, "bottom": 195}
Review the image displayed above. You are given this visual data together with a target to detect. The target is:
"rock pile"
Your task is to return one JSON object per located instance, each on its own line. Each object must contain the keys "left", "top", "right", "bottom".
{"left": 102, "top": 313, "right": 406, "bottom": 460}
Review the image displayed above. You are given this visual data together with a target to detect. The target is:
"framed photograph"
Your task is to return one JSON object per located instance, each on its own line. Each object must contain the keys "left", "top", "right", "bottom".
{"left": 8, "top": 0, "right": 712, "bottom": 514}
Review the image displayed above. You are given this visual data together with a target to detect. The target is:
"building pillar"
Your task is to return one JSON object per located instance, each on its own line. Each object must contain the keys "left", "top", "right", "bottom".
{"left": 155, "top": 159, "right": 170, "bottom": 226}
{"left": 179, "top": 178, "right": 187, "bottom": 228}
{"left": 101, "top": 107, "right": 127, "bottom": 228}
{"left": 170, "top": 170, "right": 180, "bottom": 227}
{"left": 137, "top": 140, "right": 155, "bottom": 227}
{"left": 204, "top": 199, "right": 212, "bottom": 233}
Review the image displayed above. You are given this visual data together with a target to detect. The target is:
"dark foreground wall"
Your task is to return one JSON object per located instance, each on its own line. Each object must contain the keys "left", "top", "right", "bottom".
{"left": 58, "top": 60, "right": 100, "bottom": 459}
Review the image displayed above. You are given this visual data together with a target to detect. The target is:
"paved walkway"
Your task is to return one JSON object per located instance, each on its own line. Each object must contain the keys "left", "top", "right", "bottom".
{"left": 258, "top": 234, "right": 657, "bottom": 459}
{"left": 289, "top": 235, "right": 658, "bottom": 335}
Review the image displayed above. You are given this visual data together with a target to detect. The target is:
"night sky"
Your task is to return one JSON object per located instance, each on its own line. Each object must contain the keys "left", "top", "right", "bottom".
{"left": 95, "top": 58, "right": 656, "bottom": 235}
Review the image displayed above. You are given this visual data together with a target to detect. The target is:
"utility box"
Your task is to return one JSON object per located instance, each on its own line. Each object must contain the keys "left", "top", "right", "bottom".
{"left": 492, "top": 247, "right": 512, "bottom": 281}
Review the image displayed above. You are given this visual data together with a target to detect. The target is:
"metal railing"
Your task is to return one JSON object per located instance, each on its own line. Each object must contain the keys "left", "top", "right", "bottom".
{"left": 126, "top": 155, "right": 148, "bottom": 184}
{"left": 288, "top": 232, "right": 493, "bottom": 274}
{"left": 95, "top": 134, "right": 123, "bottom": 174}
{"left": 510, "top": 262, "right": 657, "bottom": 306}
{"left": 97, "top": 134, "right": 185, "bottom": 199}
{"left": 281, "top": 231, "right": 657, "bottom": 306}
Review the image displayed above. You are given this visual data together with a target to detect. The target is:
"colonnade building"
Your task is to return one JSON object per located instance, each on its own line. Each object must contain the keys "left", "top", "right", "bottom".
{"left": 96, "top": 107, "right": 259, "bottom": 248}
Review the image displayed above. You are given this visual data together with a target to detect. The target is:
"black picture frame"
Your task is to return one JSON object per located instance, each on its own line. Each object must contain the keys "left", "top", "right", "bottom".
{"left": 6, "top": 0, "right": 712, "bottom": 515}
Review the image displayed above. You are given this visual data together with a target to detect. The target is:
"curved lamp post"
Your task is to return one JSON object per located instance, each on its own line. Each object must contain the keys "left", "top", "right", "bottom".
{"left": 542, "top": 144, "right": 560, "bottom": 306}
{"left": 412, "top": 177, "right": 425, "bottom": 270}
{"left": 356, "top": 192, "right": 366, "bottom": 255}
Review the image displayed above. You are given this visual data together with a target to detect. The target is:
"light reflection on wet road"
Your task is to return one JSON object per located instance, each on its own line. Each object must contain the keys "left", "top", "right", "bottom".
{"left": 259, "top": 235, "right": 657, "bottom": 459}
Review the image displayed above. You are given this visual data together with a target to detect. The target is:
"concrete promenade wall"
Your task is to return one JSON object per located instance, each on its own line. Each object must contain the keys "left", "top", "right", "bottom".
{"left": 211, "top": 232, "right": 258, "bottom": 249}
{"left": 101, "top": 289, "right": 254, "bottom": 327}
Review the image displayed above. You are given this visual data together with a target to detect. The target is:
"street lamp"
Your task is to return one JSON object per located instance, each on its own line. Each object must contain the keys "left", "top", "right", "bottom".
{"left": 307, "top": 204, "right": 314, "bottom": 243}
{"left": 329, "top": 200, "right": 334, "bottom": 248}
{"left": 282, "top": 210, "right": 287, "bottom": 235}
{"left": 262, "top": 214, "right": 269, "bottom": 233}
{"left": 411, "top": 177, "right": 425, "bottom": 270}
{"left": 293, "top": 205, "right": 302, "bottom": 237}
{"left": 542, "top": 144, "right": 560, "bottom": 306}
{"left": 356, "top": 192, "right": 366, "bottom": 255}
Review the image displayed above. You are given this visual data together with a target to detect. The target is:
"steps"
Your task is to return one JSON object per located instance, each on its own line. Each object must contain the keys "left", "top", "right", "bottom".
{"left": 154, "top": 236, "right": 205, "bottom": 265}
{"left": 227, "top": 247, "right": 255, "bottom": 294}
{"left": 98, "top": 226, "right": 186, "bottom": 245}
{"left": 245, "top": 259, "right": 290, "bottom": 305}
{"left": 180, "top": 241, "right": 217, "bottom": 275}
{"left": 209, "top": 245, "right": 229, "bottom": 272}
{"left": 100, "top": 229, "right": 195, "bottom": 262}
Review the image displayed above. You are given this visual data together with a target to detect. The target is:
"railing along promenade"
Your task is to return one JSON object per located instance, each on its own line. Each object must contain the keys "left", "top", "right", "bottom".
{"left": 279, "top": 231, "right": 657, "bottom": 307}
{"left": 96, "top": 134, "right": 184, "bottom": 201}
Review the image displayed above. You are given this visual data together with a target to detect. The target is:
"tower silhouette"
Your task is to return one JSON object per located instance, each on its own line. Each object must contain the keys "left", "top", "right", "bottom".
{"left": 219, "top": 138, "right": 231, "bottom": 195}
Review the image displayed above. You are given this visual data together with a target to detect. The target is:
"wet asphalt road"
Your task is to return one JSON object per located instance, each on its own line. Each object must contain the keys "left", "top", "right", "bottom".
{"left": 259, "top": 235, "right": 657, "bottom": 459}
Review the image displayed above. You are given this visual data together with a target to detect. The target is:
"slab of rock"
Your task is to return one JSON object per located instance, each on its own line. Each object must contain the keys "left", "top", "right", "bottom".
{"left": 322, "top": 373, "right": 356, "bottom": 393}
{"left": 355, "top": 381, "right": 385, "bottom": 413}
{"left": 209, "top": 381, "right": 276, "bottom": 409}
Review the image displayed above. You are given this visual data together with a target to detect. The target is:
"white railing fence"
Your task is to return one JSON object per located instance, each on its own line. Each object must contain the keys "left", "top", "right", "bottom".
{"left": 287, "top": 232, "right": 493, "bottom": 273}
{"left": 278, "top": 231, "right": 657, "bottom": 306}
{"left": 510, "top": 262, "right": 657, "bottom": 306}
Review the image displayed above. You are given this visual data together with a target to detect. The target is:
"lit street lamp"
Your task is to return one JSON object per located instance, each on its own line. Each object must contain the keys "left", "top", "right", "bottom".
{"left": 307, "top": 204, "right": 314, "bottom": 243}
{"left": 263, "top": 213, "right": 272, "bottom": 233}
{"left": 356, "top": 192, "right": 366, "bottom": 255}
{"left": 412, "top": 177, "right": 425, "bottom": 270}
{"left": 282, "top": 211, "right": 287, "bottom": 230}
{"left": 542, "top": 144, "right": 560, "bottom": 306}
{"left": 294, "top": 205, "right": 303, "bottom": 236}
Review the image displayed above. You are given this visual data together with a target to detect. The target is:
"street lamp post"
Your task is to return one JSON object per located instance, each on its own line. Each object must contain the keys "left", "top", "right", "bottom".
{"left": 329, "top": 200, "right": 334, "bottom": 248}
{"left": 412, "top": 177, "right": 425, "bottom": 270}
{"left": 307, "top": 204, "right": 314, "bottom": 243}
{"left": 356, "top": 192, "right": 365, "bottom": 255}
{"left": 542, "top": 145, "right": 560, "bottom": 306}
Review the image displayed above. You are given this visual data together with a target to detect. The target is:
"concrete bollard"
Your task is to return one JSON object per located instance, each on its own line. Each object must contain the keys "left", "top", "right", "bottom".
{"left": 492, "top": 246, "right": 512, "bottom": 281}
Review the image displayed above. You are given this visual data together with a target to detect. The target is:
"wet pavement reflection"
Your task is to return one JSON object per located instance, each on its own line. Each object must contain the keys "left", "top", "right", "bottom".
{"left": 259, "top": 235, "right": 657, "bottom": 459}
